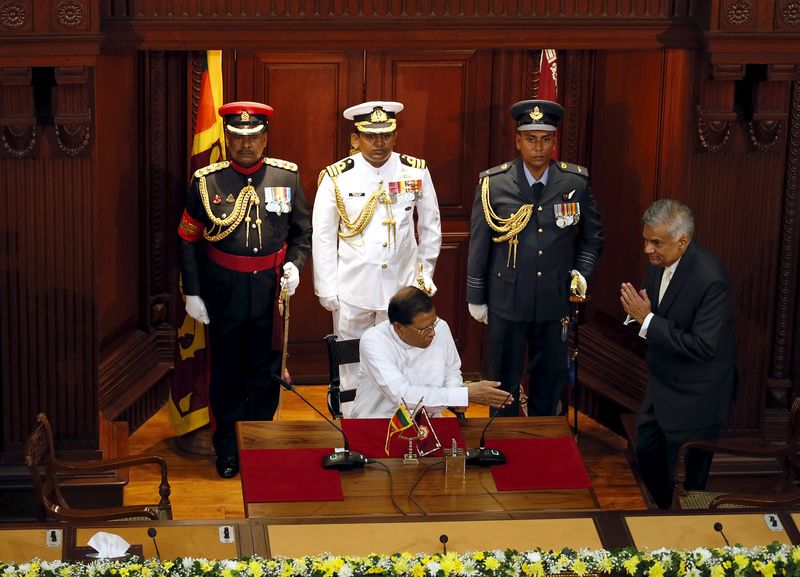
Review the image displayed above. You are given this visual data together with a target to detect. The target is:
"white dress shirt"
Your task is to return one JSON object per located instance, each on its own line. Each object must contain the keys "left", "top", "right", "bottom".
{"left": 350, "top": 319, "right": 468, "bottom": 418}
{"left": 313, "top": 152, "right": 442, "bottom": 310}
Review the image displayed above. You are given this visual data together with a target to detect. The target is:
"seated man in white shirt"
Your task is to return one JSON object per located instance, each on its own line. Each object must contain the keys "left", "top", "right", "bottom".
{"left": 350, "top": 286, "right": 513, "bottom": 418}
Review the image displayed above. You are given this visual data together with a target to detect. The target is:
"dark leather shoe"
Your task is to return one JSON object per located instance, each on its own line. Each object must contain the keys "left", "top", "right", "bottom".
{"left": 215, "top": 455, "right": 239, "bottom": 478}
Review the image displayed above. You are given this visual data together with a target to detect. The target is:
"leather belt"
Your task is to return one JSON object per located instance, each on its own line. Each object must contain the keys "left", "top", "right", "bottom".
{"left": 206, "top": 243, "right": 287, "bottom": 273}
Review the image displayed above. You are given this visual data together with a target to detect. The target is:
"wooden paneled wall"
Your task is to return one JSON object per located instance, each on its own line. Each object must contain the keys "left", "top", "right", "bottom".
{"left": 0, "top": 1, "right": 799, "bottom": 476}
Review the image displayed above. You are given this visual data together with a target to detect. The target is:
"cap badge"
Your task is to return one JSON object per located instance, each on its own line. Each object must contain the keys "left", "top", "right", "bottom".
{"left": 370, "top": 107, "right": 388, "bottom": 123}
{"left": 240, "top": 110, "right": 250, "bottom": 122}
{"left": 530, "top": 106, "right": 544, "bottom": 121}
{"left": 561, "top": 162, "right": 567, "bottom": 169}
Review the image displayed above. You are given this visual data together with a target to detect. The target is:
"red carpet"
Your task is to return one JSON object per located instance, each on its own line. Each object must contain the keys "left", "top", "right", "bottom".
{"left": 342, "top": 418, "right": 465, "bottom": 457}
{"left": 488, "top": 437, "right": 593, "bottom": 491}
{"left": 239, "top": 448, "right": 344, "bottom": 503}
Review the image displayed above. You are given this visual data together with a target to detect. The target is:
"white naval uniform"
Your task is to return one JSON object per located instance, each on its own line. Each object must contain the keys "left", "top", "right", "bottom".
{"left": 313, "top": 151, "right": 442, "bottom": 415}
{"left": 350, "top": 319, "right": 468, "bottom": 418}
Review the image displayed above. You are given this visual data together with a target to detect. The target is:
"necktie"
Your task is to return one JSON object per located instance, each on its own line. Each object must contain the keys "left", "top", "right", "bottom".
{"left": 530, "top": 181, "right": 544, "bottom": 204}
{"left": 658, "top": 268, "right": 673, "bottom": 305}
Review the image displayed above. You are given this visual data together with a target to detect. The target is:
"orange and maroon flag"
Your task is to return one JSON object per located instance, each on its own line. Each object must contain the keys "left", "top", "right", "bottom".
{"left": 168, "top": 50, "right": 225, "bottom": 436}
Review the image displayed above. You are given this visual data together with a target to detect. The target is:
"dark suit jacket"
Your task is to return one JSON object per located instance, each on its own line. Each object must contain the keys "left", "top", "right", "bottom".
{"left": 642, "top": 241, "right": 738, "bottom": 431}
{"left": 466, "top": 158, "right": 603, "bottom": 322}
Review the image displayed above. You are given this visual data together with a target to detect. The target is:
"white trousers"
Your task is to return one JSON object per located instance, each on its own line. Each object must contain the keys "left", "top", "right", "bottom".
{"left": 333, "top": 300, "right": 388, "bottom": 417}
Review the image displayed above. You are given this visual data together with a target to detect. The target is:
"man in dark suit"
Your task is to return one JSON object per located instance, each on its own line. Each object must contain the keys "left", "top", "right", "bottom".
{"left": 467, "top": 99, "right": 604, "bottom": 416}
{"left": 178, "top": 101, "right": 312, "bottom": 478}
{"left": 621, "top": 199, "right": 738, "bottom": 508}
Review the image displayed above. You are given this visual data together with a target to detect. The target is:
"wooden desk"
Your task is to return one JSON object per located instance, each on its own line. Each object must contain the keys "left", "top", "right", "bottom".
{"left": 237, "top": 416, "right": 599, "bottom": 519}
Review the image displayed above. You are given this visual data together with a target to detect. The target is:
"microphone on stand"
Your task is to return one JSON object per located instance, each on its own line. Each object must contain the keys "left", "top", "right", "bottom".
{"left": 465, "top": 352, "right": 541, "bottom": 467}
{"left": 465, "top": 381, "right": 522, "bottom": 467}
{"left": 713, "top": 522, "right": 730, "bottom": 547}
{"left": 147, "top": 527, "right": 161, "bottom": 560}
{"left": 276, "top": 377, "right": 367, "bottom": 471}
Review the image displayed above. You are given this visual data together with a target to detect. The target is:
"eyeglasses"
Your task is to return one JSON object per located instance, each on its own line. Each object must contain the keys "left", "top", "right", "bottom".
{"left": 408, "top": 317, "right": 439, "bottom": 336}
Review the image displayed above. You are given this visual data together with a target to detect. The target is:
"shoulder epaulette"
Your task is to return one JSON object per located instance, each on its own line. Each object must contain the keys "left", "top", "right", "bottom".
{"left": 193, "top": 160, "right": 231, "bottom": 178}
{"left": 325, "top": 157, "right": 355, "bottom": 178}
{"left": 479, "top": 161, "right": 513, "bottom": 179}
{"left": 555, "top": 161, "right": 589, "bottom": 178}
{"left": 264, "top": 157, "right": 299, "bottom": 172}
{"left": 400, "top": 154, "right": 426, "bottom": 169}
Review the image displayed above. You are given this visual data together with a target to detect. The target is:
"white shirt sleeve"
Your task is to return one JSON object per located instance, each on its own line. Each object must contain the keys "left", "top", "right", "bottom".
{"left": 414, "top": 168, "right": 442, "bottom": 278}
{"left": 311, "top": 174, "right": 340, "bottom": 298}
{"left": 639, "top": 312, "right": 654, "bottom": 339}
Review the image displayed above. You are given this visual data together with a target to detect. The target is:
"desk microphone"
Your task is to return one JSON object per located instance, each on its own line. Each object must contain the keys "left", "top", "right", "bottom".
{"left": 147, "top": 527, "right": 161, "bottom": 560}
{"left": 465, "top": 381, "right": 521, "bottom": 467}
{"left": 276, "top": 377, "right": 366, "bottom": 471}
{"left": 713, "top": 522, "right": 730, "bottom": 547}
{"left": 465, "top": 352, "right": 541, "bottom": 467}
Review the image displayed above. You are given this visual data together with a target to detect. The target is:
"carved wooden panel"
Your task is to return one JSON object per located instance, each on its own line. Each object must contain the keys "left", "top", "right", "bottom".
{"left": 103, "top": 1, "right": 695, "bottom": 19}
{"left": 373, "top": 50, "right": 493, "bottom": 217}
{"left": 0, "top": 148, "right": 98, "bottom": 452}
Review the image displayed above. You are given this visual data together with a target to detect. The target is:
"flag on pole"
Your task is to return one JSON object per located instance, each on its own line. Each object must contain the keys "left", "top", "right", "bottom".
{"left": 538, "top": 48, "right": 559, "bottom": 159}
{"left": 168, "top": 50, "right": 225, "bottom": 436}
{"left": 385, "top": 402, "right": 414, "bottom": 455}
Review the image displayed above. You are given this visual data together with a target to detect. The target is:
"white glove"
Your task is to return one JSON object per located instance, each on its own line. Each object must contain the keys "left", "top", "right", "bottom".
{"left": 421, "top": 273, "right": 438, "bottom": 296}
{"left": 185, "top": 295, "right": 210, "bottom": 325}
{"left": 570, "top": 269, "right": 588, "bottom": 298}
{"left": 280, "top": 262, "right": 300, "bottom": 296}
{"left": 468, "top": 303, "right": 489, "bottom": 324}
{"left": 319, "top": 296, "right": 340, "bottom": 312}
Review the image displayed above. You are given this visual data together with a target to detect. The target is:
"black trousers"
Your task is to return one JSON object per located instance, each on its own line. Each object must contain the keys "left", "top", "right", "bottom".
{"left": 635, "top": 404, "right": 720, "bottom": 509}
{"left": 487, "top": 313, "right": 567, "bottom": 416}
{"left": 204, "top": 263, "right": 281, "bottom": 457}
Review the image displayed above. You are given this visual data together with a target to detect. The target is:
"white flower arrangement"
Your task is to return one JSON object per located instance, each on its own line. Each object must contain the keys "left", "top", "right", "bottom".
{"left": 1, "top": 543, "right": 798, "bottom": 577}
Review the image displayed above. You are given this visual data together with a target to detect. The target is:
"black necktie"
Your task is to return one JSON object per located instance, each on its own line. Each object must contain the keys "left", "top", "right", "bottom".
{"left": 531, "top": 182, "right": 544, "bottom": 204}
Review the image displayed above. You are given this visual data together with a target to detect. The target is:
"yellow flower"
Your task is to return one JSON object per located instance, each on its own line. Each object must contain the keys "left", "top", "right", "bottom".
{"left": 392, "top": 559, "right": 409, "bottom": 574}
{"left": 201, "top": 562, "right": 214, "bottom": 574}
{"left": 709, "top": 565, "right": 724, "bottom": 577}
{"left": 598, "top": 556, "right": 613, "bottom": 574}
{"left": 439, "top": 557, "right": 456, "bottom": 576}
{"left": 366, "top": 568, "right": 384, "bottom": 574}
{"left": 473, "top": 552, "right": 485, "bottom": 561}
{"left": 163, "top": 562, "right": 174, "bottom": 570}
{"left": 484, "top": 557, "right": 500, "bottom": 571}
{"left": 521, "top": 562, "right": 544, "bottom": 577}
{"left": 647, "top": 561, "right": 664, "bottom": 577}
{"left": 734, "top": 555, "right": 749, "bottom": 569}
{"left": 412, "top": 563, "right": 425, "bottom": 577}
{"left": 623, "top": 556, "right": 640, "bottom": 576}
{"left": 249, "top": 560, "right": 264, "bottom": 577}
{"left": 792, "top": 547, "right": 800, "bottom": 562}
{"left": 572, "top": 559, "right": 588, "bottom": 577}
{"left": 761, "top": 561, "right": 777, "bottom": 577}
{"left": 221, "top": 569, "right": 234, "bottom": 577}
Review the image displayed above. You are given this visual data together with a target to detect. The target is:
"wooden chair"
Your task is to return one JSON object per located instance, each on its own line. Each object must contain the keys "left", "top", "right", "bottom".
{"left": 24, "top": 413, "right": 172, "bottom": 522}
{"left": 324, "top": 334, "right": 360, "bottom": 419}
{"left": 673, "top": 397, "right": 800, "bottom": 509}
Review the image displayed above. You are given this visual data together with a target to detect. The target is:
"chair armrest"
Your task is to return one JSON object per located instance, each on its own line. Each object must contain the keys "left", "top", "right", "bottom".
{"left": 52, "top": 455, "right": 168, "bottom": 477}
{"left": 710, "top": 488, "right": 800, "bottom": 509}
{"left": 51, "top": 504, "right": 162, "bottom": 521}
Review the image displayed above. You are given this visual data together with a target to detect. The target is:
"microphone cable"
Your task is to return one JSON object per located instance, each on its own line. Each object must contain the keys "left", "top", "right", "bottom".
{"left": 407, "top": 460, "right": 444, "bottom": 516}
{"left": 476, "top": 466, "right": 512, "bottom": 516}
{"left": 365, "top": 460, "right": 407, "bottom": 516}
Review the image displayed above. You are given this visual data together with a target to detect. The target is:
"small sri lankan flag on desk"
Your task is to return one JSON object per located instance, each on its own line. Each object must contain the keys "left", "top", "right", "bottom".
{"left": 385, "top": 403, "right": 414, "bottom": 455}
